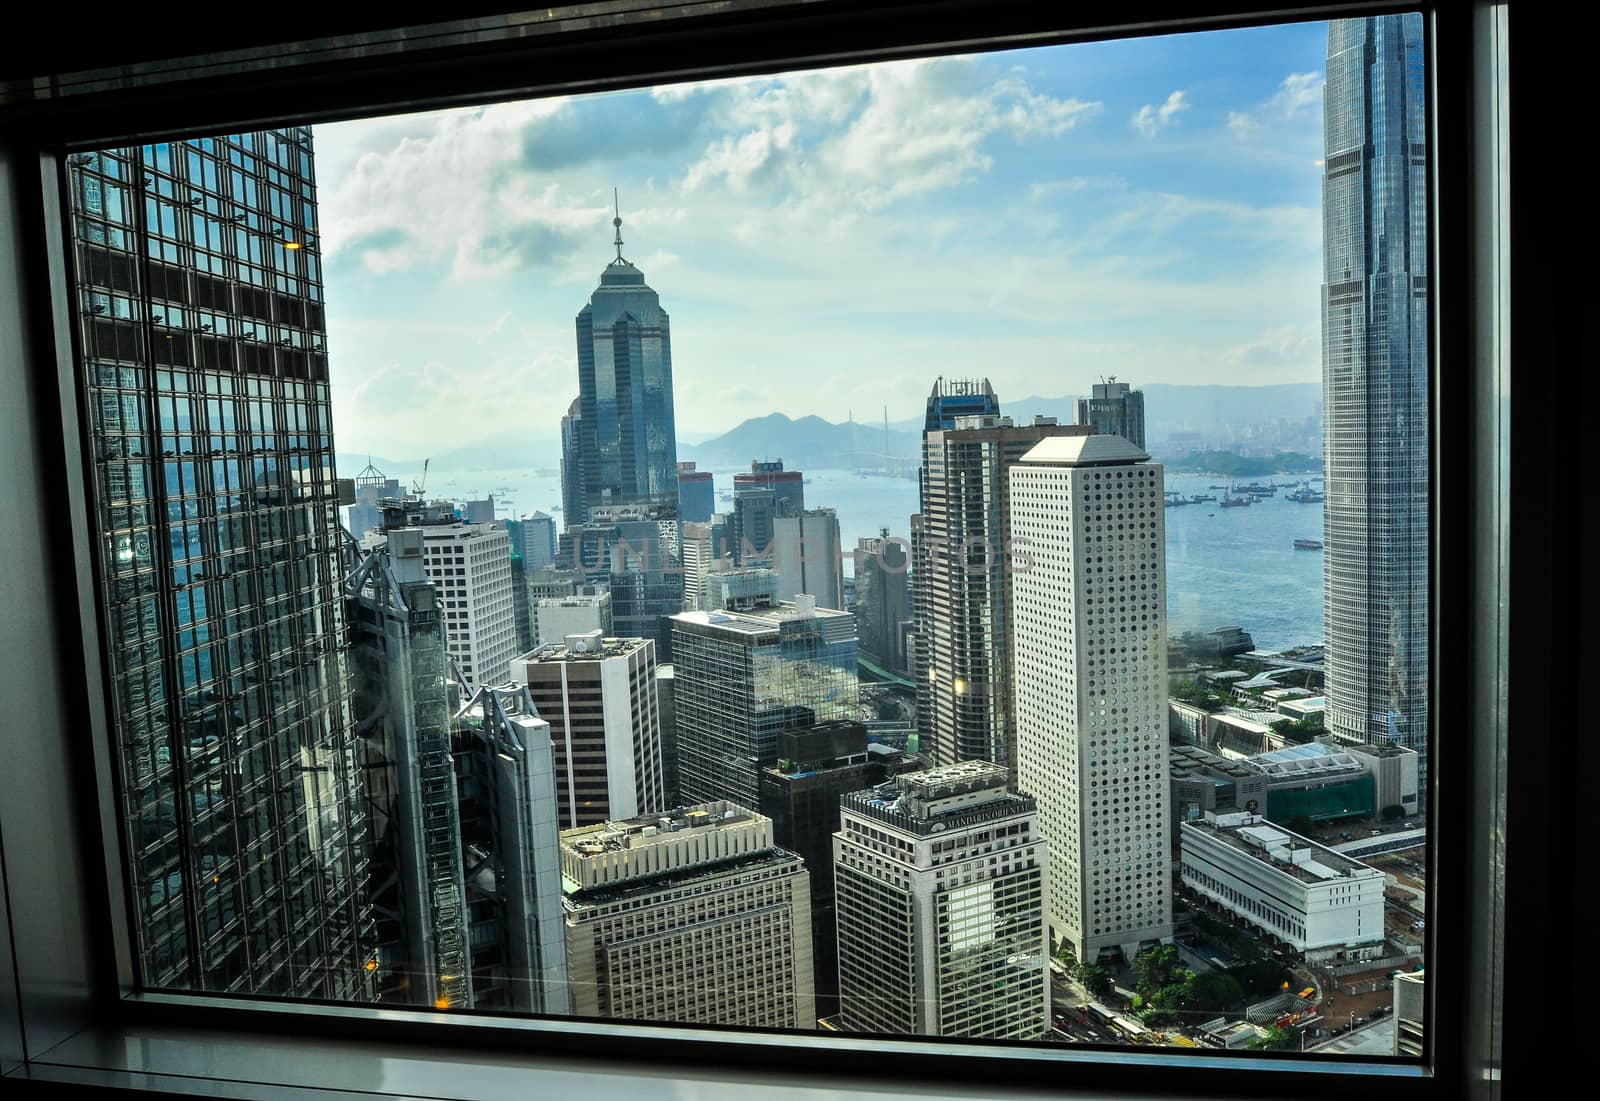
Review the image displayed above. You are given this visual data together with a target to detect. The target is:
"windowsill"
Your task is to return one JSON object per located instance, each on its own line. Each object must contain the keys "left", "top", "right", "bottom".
{"left": 8, "top": 996, "right": 1427, "bottom": 1100}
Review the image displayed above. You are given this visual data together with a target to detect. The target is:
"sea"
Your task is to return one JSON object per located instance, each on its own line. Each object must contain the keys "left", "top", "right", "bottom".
{"left": 419, "top": 465, "right": 1324, "bottom": 653}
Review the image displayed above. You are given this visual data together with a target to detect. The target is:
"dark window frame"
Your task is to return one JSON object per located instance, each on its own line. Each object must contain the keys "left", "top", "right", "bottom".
{"left": 0, "top": 1, "right": 1540, "bottom": 1098}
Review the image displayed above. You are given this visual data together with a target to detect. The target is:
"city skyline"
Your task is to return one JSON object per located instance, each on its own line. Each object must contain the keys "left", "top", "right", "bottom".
{"left": 314, "top": 21, "right": 1330, "bottom": 456}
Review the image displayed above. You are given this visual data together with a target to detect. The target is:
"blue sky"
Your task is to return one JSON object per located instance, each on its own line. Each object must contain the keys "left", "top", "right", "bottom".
{"left": 314, "top": 20, "right": 1329, "bottom": 457}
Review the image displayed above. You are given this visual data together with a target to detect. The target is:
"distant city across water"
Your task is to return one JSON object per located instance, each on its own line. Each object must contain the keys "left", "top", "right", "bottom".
{"left": 405, "top": 464, "right": 1324, "bottom": 653}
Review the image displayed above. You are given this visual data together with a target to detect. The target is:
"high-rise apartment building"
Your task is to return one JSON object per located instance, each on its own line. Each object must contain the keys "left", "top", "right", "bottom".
{"left": 559, "top": 398, "right": 586, "bottom": 526}
{"left": 1075, "top": 379, "right": 1146, "bottom": 449}
{"left": 920, "top": 412, "right": 1088, "bottom": 769}
{"left": 1011, "top": 434, "right": 1173, "bottom": 963}
{"left": 510, "top": 631, "right": 665, "bottom": 829}
{"left": 677, "top": 461, "right": 714, "bottom": 524}
{"left": 670, "top": 595, "right": 859, "bottom": 807}
{"left": 833, "top": 761, "right": 1049, "bottom": 1039}
{"left": 1322, "top": 14, "right": 1430, "bottom": 781}
{"left": 67, "top": 129, "right": 373, "bottom": 998}
{"left": 760, "top": 722, "right": 922, "bottom": 1018}
{"left": 561, "top": 804, "right": 814, "bottom": 1029}
{"left": 772, "top": 507, "right": 845, "bottom": 611}
{"left": 575, "top": 207, "right": 678, "bottom": 516}
{"left": 856, "top": 529, "right": 911, "bottom": 676}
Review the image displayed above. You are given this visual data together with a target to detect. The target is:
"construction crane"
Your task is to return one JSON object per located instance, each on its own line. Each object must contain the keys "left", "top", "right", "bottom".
{"left": 411, "top": 458, "right": 430, "bottom": 497}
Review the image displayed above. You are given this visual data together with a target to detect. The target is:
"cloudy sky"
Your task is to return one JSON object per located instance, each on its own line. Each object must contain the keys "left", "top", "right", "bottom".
{"left": 313, "top": 20, "right": 1328, "bottom": 458}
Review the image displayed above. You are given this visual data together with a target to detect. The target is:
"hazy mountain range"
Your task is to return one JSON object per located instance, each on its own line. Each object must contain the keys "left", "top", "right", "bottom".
{"left": 341, "top": 383, "right": 1322, "bottom": 476}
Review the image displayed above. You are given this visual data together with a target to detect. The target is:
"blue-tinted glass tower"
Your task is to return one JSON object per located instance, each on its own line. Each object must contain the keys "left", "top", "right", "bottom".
{"left": 1322, "top": 15, "right": 1429, "bottom": 789}
{"left": 575, "top": 204, "right": 678, "bottom": 517}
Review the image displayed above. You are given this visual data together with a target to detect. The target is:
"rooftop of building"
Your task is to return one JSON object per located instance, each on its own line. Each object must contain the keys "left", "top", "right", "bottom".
{"left": 1182, "top": 812, "right": 1380, "bottom": 885}
{"left": 842, "top": 760, "right": 1030, "bottom": 836}
{"left": 1018, "top": 433, "right": 1150, "bottom": 466}
{"left": 670, "top": 595, "right": 852, "bottom": 636}
{"left": 516, "top": 632, "right": 646, "bottom": 664}
{"left": 562, "top": 801, "right": 759, "bottom": 858}
{"left": 1168, "top": 743, "right": 1255, "bottom": 781}
{"left": 1241, "top": 741, "right": 1367, "bottom": 780}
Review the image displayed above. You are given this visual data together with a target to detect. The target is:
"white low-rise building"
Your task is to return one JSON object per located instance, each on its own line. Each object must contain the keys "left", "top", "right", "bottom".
{"left": 1180, "top": 812, "right": 1385, "bottom": 961}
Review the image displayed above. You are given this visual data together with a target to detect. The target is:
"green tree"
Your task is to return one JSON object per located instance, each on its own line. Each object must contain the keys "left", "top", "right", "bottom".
{"left": 1187, "top": 970, "right": 1244, "bottom": 1011}
{"left": 1248, "top": 1026, "right": 1300, "bottom": 1051}
{"left": 1076, "top": 962, "right": 1113, "bottom": 998}
{"left": 1133, "top": 944, "right": 1182, "bottom": 997}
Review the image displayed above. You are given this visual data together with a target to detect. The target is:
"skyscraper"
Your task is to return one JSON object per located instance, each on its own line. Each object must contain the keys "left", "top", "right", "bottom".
{"left": 561, "top": 804, "right": 814, "bottom": 1029}
{"left": 772, "top": 507, "right": 845, "bottom": 611}
{"left": 677, "top": 461, "right": 715, "bottom": 524}
{"left": 1011, "top": 434, "right": 1173, "bottom": 963}
{"left": 519, "top": 511, "right": 557, "bottom": 570}
{"left": 510, "top": 631, "right": 665, "bottom": 829}
{"left": 919, "top": 412, "right": 1088, "bottom": 769}
{"left": 670, "top": 594, "right": 859, "bottom": 807}
{"left": 733, "top": 459, "right": 804, "bottom": 516}
{"left": 833, "top": 761, "right": 1049, "bottom": 1039}
{"left": 855, "top": 529, "right": 911, "bottom": 676}
{"left": 67, "top": 130, "right": 373, "bottom": 999}
{"left": 569, "top": 507, "right": 684, "bottom": 655}
{"left": 1322, "top": 14, "right": 1430, "bottom": 782}
{"left": 1075, "top": 379, "right": 1146, "bottom": 449}
{"left": 559, "top": 398, "right": 586, "bottom": 526}
{"left": 575, "top": 202, "right": 678, "bottom": 516}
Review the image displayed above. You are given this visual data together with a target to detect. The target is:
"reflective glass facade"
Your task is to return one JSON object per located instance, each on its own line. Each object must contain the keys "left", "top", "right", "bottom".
{"left": 68, "top": 130, "right": 373, "bottom": 998}
{"left": 575, "top": 248, "right": 678, "bottom": 516}
{"left": 671, "top": 607, "right": 859, "bottom": 808}
{"left": 1321, "top": 15, "right": 1430, "bottom": 781}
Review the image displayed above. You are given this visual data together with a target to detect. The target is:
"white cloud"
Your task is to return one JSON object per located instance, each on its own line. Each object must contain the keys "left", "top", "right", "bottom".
{"left": 1226, "top": 325, "right": 1318, "bottom": 369}
{"left": 1132, "top": 90, "right": 1189, "bottom": 137}
{"left": 1227, "top": 111, "right": 1258, "bottom": 138}
{"left": 1268, "top": 72, "right": 1322, "bottom": 120}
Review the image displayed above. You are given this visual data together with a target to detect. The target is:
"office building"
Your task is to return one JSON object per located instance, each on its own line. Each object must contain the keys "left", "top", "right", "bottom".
{"left": 510, "top": 631, "right": 665, "bottom": 829}
{"left": 855, "top": 528, "right": 911, "bottom": 676}
{"left": 729, "top": 484, "right": 778, "bottom": 567}
{"left": 519, "top": 511, "right": 557, "bottom": 570}
{"left": 671, "top": 595, "right": 859, "bottom": 807}
{"left": 1011, "top": 433, "right": 1173, "bottom": 963}
{"left": 760, "top": 722, "right": 922, "bottom": 1017}
{"left": 1322, "top": 14, "right": 1430, "bottom": 779}
{"left": 345, "top": 526, "right": 471, "bottom": 1009}
{"left": 678, "top": 520, "right": 724, "bottom": 611}
{"left": 773, "top": 507, "right": 845, "bottom": 611}
{"left": 834, "top": 761, "right": 1049, "bottom": 1039}
{"left": 560, "top": 398, "right": 586, "bottom": 526}
{"left": 1075, "top": 379, "right": 1146, "bottom": 450}
{"left": 677, "top": 461, "right": 714, "bottom": 524}
{"left": 656, "top": 663, "right": 679, "bottom": 808}
{"left": 1394, "top": 970, "right": 1425, "bottom": 1056}
{"left": 451, "top": 684, "right": 570, "bottom": 1013}
{"left": 462, "top": 497, "right": 496, "bottom": 525}
{"left": 364, "top": 500, "right": 518, "bottom": 688}
{"left": 66, "top": 129, "right": 373, "bottom": 999}
{"left": 1179, "top": 812, "right": 1385, "bottom": 961}
{"left": 561, "top": 804, "right": 814, "bottom": 1029}
{"left": 569, "top": 506, "right": 684, "bottom": 657}
{"left": 734, "top": 459, "right": 804, "bottom": 516}
{"left": 920, "top": 412, "right": 1088, "bottom": 768}
{"left": 700, "top": 566, "right": 780, "bottom": 613}
{"left": 343, "top": 460, "right": 403, "bottom": 540}
{"left": 534, "top": 592, "right": 613, "bottom": 647}
{"left": 575, "top": 205, "right": 678, "bottom": 516}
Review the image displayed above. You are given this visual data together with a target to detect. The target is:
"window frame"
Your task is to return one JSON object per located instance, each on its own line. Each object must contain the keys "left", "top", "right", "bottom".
{"left": 0, "top": 1, "right": 1530, "bottom": 1097}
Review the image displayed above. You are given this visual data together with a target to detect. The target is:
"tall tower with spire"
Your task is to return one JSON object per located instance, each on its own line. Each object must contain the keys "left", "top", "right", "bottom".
{"left": 575, "top": 192, "right": 679, "bottom": 515}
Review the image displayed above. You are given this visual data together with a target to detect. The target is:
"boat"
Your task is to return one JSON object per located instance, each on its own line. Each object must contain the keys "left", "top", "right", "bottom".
{"left": 1190, "top": 494, "right": 1216, "bottom": 503}
{"left": 1294, "top": 538, "right": 1324, "bottom": 550}
{"left": 1219, "top": 496, "right": 1252, "bottom": 508}
{"left": 1209, "top": 484, "right": 1227, "bottom": 490}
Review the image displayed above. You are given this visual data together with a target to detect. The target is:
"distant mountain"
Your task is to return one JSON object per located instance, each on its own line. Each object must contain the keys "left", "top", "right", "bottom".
{"left": 338, "top": 427, "right": 560, "bottom": 480}
{"left": 679, "top": 413, "right": 919, "bottom": 471}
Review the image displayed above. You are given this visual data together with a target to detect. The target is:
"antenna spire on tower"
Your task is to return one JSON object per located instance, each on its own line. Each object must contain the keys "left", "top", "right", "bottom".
{"left": 612, "top": 187, "right": 624, "bottom": 261}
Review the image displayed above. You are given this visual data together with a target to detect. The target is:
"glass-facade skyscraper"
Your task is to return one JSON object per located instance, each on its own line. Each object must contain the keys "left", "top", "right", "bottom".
{"left": 1321, "top": 15, "right": 1430, "bottom": 783}
{"left": 67, "top": 130, "right": 374, "bottom": 998}
{"left": 575, "top": 212, "right": 678, "bottom": 516}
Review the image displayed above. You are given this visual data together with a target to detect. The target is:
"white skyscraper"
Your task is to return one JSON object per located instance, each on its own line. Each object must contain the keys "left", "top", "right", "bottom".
{"left": 1011, "top": 434, "right": 1173, "bottom": 964}
{"left": 772, "top": 508, "right": 845, "bottom": 611}
{"left": 420, "top": 522, "right": 518, "bottom": 686}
